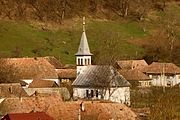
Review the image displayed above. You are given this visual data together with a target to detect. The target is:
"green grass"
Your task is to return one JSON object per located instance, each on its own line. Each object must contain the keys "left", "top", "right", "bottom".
{"left": 0, "top": 19, "right": 148, "bottom": 64}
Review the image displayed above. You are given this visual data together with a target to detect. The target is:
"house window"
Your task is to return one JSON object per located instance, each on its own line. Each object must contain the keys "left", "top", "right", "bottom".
{"left": 149, "top": 81, "right": 152, "bottom": 86}
{"left": 96, "top": 90, "right": 98, "bottom": 98}
{"left": 152, "top": 75, "right": 158, "bottom": 79}
{"left": 91, "top": 90, "right": 94, "bottom": 98}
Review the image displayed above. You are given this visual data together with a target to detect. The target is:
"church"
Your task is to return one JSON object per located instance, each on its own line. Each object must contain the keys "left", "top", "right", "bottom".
{"left": 72, "top": 17, "right": 131, "bottom": 105}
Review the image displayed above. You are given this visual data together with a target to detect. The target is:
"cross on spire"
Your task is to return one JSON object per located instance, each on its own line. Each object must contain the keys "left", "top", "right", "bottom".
{"left": 83, "top": 17, "right": 85, "bottom": 32}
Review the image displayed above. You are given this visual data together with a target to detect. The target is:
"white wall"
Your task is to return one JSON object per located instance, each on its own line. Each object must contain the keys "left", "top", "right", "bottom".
{"left": 76, "top": 56, "right": 91, "bottom": 75}
{"left": 73, "top": 87, "right": 130, "bottom": 105}
{"left": 149, "top": 74, "right": 180, "bottom": 86}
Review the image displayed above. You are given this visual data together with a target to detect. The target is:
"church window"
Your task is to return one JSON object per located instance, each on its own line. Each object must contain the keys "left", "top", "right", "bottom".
{"left": 81, "top": 58, "right": 83, "bottom": 65}
{"left": 91, "top": 90, "right": 94, "bottom": 98}
{"left": 86, "top": 90, "right": 89, "bottom": 98}
{"left": 85, "top": 59, "right": 87, "bottom": 65}
{"left": 96, "top": 90, "right": 98, "bottom": 98}
{"left": 78, "top": 58, "right": 80, "bottom": 65}
{"left": 88, "top": 59, "right": 90, "bottom": 65}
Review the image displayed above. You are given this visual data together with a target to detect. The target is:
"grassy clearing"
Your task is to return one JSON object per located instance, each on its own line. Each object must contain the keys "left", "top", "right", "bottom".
{"left": 0, "top": 19, "right": 148, "bottom": 64}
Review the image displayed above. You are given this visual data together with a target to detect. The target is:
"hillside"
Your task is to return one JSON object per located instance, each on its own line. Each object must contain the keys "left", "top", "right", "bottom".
{"left": 0, "top": 1, "right": 180, "bottom": 65}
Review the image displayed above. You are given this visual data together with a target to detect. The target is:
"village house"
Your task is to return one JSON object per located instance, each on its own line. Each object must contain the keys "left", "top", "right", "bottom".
{"left": 118, "top": 69, "right": 152, "bottom": 87}
{"left": 116, "top": 59, "right": 148, "bottom": 70}
{"left": 116, "top": 60, "right": 152, "bottom": 87}
{"left": 0, "top": 96, "right": 137, "bottom": 120}
{"left": 28, "top": 79, "right": 59, "bottom": 88}
{"left": 2, "top": 57, "right": 61, "bottom": 86}
{"left": 72, "top": 17, "right": 131, "bottom": 105}
{"left": 56, "top": 69, "right": 76, "bottom": 83}
{"left": 0, "top": 83, "right": 28, "bottom": 104}
{"left": 141, "top": 62, "right": 180, "bottom": 86}
{"left": 22, "top": 79, "right": 70, "bottom": 101}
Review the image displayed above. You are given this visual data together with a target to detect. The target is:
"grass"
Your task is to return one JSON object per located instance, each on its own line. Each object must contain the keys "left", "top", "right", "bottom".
{"left": 0, "top": 19, "right": 148, "bottom": 64}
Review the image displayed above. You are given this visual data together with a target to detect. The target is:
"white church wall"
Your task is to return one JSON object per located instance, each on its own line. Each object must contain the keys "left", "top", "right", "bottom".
{"left": 73, "top": 87, "right": 130, "bottom": 105}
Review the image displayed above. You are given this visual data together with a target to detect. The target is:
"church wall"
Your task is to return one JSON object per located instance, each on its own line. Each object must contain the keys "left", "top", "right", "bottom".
{"left": 73, "top": 87, "right": 130, "bottom": 105}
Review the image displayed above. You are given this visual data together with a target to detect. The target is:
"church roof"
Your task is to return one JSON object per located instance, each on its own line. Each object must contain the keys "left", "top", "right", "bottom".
{"left": 72, "top": 65, "right": 130, "bottom": 87}
{"left": 75, "top": 31, "right": 92, "bottom": 56}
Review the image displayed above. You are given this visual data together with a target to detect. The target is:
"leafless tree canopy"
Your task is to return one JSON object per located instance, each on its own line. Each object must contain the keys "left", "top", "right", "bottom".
{"left": 0, "top": 58, "right": 19, "bottom": 83}
{"left": 0, "top": 0, "right": 173, "bottom": 22}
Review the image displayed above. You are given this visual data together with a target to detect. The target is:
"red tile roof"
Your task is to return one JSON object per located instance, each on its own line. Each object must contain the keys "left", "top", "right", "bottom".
{"left": 56, "top": 69, "right": 76, "bottom": 79}
{"left": 0, "top": 93, "right": 63, "bottom": 114}
{"left": 118, "top": 69, "right": 151, "bottom": 81}
{"left": 43, "top": 56, "right": 64, "bottom": 69}
{"left": 116, "top": 59, "right": 148, "bottom": 70}
{"left": 1, "top": 112, "right": 54, "bottom": 120}
{"left": 0, "top": 83, "right": 28, "bottom": 98}
{"left": 4, "top": 57, "right": 58, "bottom": 80}
{"left": 141, "top": 62, "right": 180, "bottom": 74}
{"left": 28, "top": 80, "right": 59, "bottom": 88}
{"left": 0, "top": 100, "right": 137, "bottom": 120}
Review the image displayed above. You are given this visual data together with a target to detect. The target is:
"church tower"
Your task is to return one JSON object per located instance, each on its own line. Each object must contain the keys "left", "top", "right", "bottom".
{"left": 75, "top": 17, "right": 93, "bottom": 75}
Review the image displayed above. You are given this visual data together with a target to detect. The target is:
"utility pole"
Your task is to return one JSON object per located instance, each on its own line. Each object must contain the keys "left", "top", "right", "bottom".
{"left": 162, "top": 63, "right": 166, "bottom": 93}
{"left": 78, "top": 109, "right": 81, "bottom": 120}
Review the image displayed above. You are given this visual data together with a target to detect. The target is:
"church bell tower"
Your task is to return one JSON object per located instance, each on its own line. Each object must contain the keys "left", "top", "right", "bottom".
{"left": 75, "top": 17, "right": 93, "bottom": 75}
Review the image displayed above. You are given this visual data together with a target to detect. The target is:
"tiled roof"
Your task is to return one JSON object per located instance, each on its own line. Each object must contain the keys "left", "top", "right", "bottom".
{"left": 43, "top": 56, "right": 64, "bottom": 69}
{"left": 0, "top": 99, "right": 137, "bottom": 120}
{"left": 28, "top": 80, "right": 59, "bottom": 88}
{"left": 141, "top": 62, "right": 180, "bottom": 74}
{"left": 118, "top": 69, "right": 151, "bottom": 81}
{"left": 2, "top": 112, "right": 54, "bottom": 120}
{"left": 72, "top": 65, "right": 130, "bottom": 87}
{"left": 116, "top": 59, "right": 148, "bottom": 70}
{"left": 3, "top": 57, "right": 58, "bottom": 80}
{"left": 56, "top": 69, "right": 76, "bottom": 79}
{"left": 0, "top": 93, "right": 63, "bottom": 114}
{"left": 0, "top": 83, "right": 28, "bottom": 98}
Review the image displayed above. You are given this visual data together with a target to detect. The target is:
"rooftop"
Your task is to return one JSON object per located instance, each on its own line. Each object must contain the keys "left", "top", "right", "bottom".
{"left": 118, "top": 69, "right": 151, "bottom": 81}
{"left": 2, "top": 57, "right": 58, "bottom": 80}
{"left": 141, "top": 62, "right": 180, "bottom": 74}
{"left": 56, "top": 69, "right": 76, "bottom": 79}
{"left": 28, "top": 80, "right": 59, "bottom": 88}
{"left": 116, "top": 59, "right": 148, "bottom": 70}
{"left": 0, "top": 83, "right": 28, "bottom": 98}
{"left": 72, "top": 65, "right": 130, "bottom": 87}
{"left": 1, "top": 112, "right": 54, "bottom": 120}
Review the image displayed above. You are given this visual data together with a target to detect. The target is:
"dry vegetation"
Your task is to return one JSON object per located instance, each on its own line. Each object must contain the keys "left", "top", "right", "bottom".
{"left": 131, "top": 86, "right": 180, "bottom": 119}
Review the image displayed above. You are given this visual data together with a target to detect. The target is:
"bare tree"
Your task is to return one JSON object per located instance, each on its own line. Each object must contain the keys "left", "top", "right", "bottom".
{"left": 0, "top": 58, "right": 19, "bottom": 83}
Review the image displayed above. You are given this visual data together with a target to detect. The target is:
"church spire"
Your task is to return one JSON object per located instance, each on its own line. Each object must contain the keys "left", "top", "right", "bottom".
{"left": 75, "top": 17, "right": 92, "bottom": 75}
{"left": 75, "top": 17, "right": 92, "bottom": 56}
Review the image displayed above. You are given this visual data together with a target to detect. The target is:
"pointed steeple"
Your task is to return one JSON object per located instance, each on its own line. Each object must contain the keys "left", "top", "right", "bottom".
{"left": 75, "top": 17, "right": 92, "bottom": 56}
